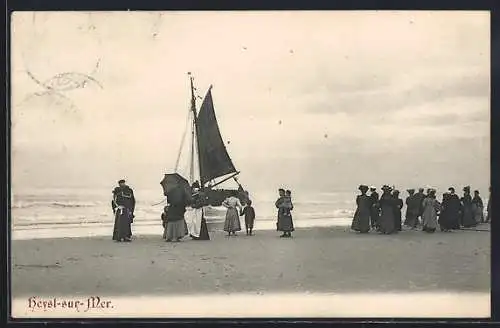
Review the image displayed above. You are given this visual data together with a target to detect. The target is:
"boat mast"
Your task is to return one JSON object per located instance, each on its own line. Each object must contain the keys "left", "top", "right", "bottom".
{"left": 189, "top": 73, "right": 197, "bottom": 184}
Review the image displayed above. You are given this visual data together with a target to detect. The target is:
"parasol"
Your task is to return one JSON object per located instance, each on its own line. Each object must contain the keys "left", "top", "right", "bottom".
{"left": 160, "top": 173, "right": 191, "bottom": 197}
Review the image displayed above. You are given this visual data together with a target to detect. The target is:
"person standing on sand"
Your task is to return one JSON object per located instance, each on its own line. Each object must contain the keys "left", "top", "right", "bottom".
{"left": 413, "top": 188, "right": 426, "bottom": 227}
{"left": 112, "top": 179, "right": 135, "bottom": 242}
{"left": 351, "top": 185, "right": 371, "bottom": 233}
{"left": 165, "top": 185, "right": 190, "bottom": 242}
{"left": 392, "top": 190, "right": 403, "bottom": 231}
{"left": 369, "top": 187, "right": 380, "bottom": 231}
{"left": 240, "top": 199, "right": 256, "bottom": 236}
{"left": 161, "top": 205, "right": 169, "bottom": 239}
{"left": 276, "top": 190, "right": 295, "bottom": 238}
{"left": 422, "top": 189, "right": 440, "bottom": 233}
{"left": 461, "top": 186, "right": 476, "bottom": 228}
{"left": 404, "top": 189, "right": 418, "bottom": 229}
{"left": 445, "top": 187, "right": 462, "bottom": 230}
{"left": 378, "top": 185, "right": 397, "bottom": 234}
{"left": 472, "top": 190, "right": 484, "bottom": 224}
{"left": 188, "top": 184, "right": 210, "bottom": 241}
{"left": 486, "top": 187, "right": 491, "bottom": 223}
{"left": 222, "top": 191, "right": 243, "bottom": 236}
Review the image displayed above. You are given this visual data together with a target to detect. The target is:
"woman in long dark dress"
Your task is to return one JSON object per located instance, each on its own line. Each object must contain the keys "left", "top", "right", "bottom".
{"left": 276, "top": 189, "right": 295, "bottom": 237}
{"left": 392, "top": 190, "right": 403, "bottom": 231}
{"left": 461, "top": 186, "right": 476, "bottom": 228}
{"left": 189, "top": 189, "right": 210, "bottom": 240}
{"left": 378, "top": 185, "right": 397, "bottom": 234}
{"left": 439, "top": 192, "right": 451, "bottom": 232}
{"left": 165, "top": 186, "right": 190, "bottom": 242}
{"left": 472, "top": 190, "right": 484, "bottom": 224}
{"left": 351, "top": 185, "right": 371, "bottom": 233}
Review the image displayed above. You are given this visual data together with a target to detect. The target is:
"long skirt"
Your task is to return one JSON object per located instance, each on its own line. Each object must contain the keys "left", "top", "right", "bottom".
{"left": 462, "top": 206, "right": 476, "bottom": 227}
{"left": 166, "top": 220, "right": 186, "bottom": 240}
{"left": 394, "top": 210, "right": 402, "bottom": 231}
{"left": 187, "top": 208, "right": 203, "bottom": 238}
{"left": 277, "top": 213, "right": 295, "bottom": 232}
{"left": 404, "top": 210, "right": 419, "bottom": 228}
{"left": 422, "top": 209, "right": 438, "bottom": 232}
{"left": 112, "top": 208, "right": 132, "bottom": 241}
{"left": 351, "top": 208, "right": 370, "bottom": 233}
{"left": 472, "top": 205, "right": 484, "bottom": 223}
{"left": 224, "top": 208, "right": 241, "bottom": 233}
{"left": 379, "top": 206, "right": 396, "bottom": 234}
{"left": 370, "top": 207, "right": 379, "bottom": 228}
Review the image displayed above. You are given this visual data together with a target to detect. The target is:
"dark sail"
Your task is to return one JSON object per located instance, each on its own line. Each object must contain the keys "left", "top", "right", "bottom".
{"left": 195, "top": 87, "right": 237, "bottom": 186}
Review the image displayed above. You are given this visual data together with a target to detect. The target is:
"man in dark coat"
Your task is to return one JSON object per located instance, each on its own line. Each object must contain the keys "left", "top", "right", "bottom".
{"left": 369, "top": 186, "right": 380, "bottom": 230}
{"left": 112, "top": 179, "right": 136, "bottom": 242}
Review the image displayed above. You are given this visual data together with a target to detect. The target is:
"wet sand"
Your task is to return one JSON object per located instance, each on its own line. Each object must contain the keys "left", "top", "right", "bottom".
{"left": 11, "top": 226, "right": 490, "bottom": 298}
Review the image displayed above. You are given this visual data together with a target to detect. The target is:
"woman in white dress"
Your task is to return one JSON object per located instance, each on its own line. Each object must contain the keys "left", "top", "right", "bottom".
{"left": 222, "top": 192, "right": 243, "bottom": 236}
{"left": 422, "top": 188, "right": 441, "bottom": 233}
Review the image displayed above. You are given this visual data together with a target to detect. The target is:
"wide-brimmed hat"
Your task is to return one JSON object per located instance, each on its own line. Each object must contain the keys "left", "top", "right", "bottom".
{"left": 358, "top": 185, "right": 369, "bottom": 192}
{"left": 407, "top": 188, "right": 415, "bottom": 193}
{"left": 118, "top": 179, "right": 126, "bottom": 184}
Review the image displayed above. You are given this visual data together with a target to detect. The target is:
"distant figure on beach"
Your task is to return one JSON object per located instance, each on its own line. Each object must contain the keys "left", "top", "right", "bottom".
{"left": 161, "top": 205, "right": 169, "bottom": 239}
{"left": 422, "top": 188, "right": 440, "bottom": 233}
{"left": 414, "top": 188, "right": 426, "bottom": 227}
{"left": 472, "top": 190, "right": 484, "bottom": 224}
{"left": 461, "top": 186, "right": 476, "bottom": 228}
{"left": 486, "top": 187, "right": 491, "bottom": 223}
{"left": 240, "top": 199, "right": 256, "bottom": 236}
{"left": 444, "top": 187, "right": 461, "bottom": 230}
{"left": 392, "top": 190, "right": 403, "bottom": 231}
{"left": 439, "top": 188, "right": 459, "bottom": 232}
{"left": 165, "top": 185, "right": 190, "bottom": 242}
{"left": 188, "top": 183, "right": 210, "bottom": 240}
{"left": 378, "top": 185, "right": 397, "bottom": 234}
{"left": 369, "top": 186, "right": 380, "bottom": 231}
{"left": 112, "top": 179, "right": 135, "bottom": 242}
{"left": 276, "top": 189, "right": 295, "bottom": 238}
{"left": 404, "top": 189, "right": 419, "bottom": 229}
{"left": 222, "top": 191, "right": 243, "bottom": 236}
{"left": 351, "top": 185, "right": 371, "bottom": 233}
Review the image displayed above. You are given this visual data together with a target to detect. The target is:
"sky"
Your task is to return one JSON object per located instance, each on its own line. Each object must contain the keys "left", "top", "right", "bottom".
{"left": 11, "top": 11, "right": 490, "bottom": 196}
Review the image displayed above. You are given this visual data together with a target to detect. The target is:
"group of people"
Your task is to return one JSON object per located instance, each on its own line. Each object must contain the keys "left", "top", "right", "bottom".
{"left": 351, "top": 185, "right": 491, "bottom": 234}
{"left": 275, "top": 188, "right": 294, "bottom": 238}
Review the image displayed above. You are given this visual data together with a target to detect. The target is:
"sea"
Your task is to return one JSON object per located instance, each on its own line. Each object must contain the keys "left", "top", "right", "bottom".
{"left": 11, "top": 187, "right": 356, "bottom": 240}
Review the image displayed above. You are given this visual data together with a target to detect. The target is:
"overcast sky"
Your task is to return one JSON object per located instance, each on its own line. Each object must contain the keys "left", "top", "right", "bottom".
{"left": 11, "top": 11, "right": 490, "bottom": 195}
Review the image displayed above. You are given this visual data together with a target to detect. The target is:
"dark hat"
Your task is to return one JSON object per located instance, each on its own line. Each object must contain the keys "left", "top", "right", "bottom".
{"left": 448, "top": 187, "right": 455, "bottom": 192}
{"left": 381, "top": 185, "right": 391, "bottom": 191}
{"left": 463, "top": 186, "right": 470, "bottom": 191}
{"left": 278, "top": 188, "right": 285, "bottom": 192}
{"left": 418, "top": 188, "right": 424, "bottom": 192}
{"left": 393, "top": 189, "right": 400, "bottom": 194}
{"left": 358, "top": 185, "right": 368, "bottom": 192}
{"left": 474, "top": 190, "right": 480, "bottom": 194}
{"left": 407, "top": 188, "right": 415, "bottom": 193}
{"left": 118, "top": 179, "right": 126, "bottom": 184}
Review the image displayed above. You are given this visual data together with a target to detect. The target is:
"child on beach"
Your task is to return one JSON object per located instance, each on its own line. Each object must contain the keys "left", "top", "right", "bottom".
{"left": 161, "top": 205, "right": 169, "bottom": 240}
{"left": 240, "top": 199, "right": 256, "bottom": 236}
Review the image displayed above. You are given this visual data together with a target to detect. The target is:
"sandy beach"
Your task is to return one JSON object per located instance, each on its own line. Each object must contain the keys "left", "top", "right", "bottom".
{"left": 12, "top": 225, "right": 490, "bottom": 294}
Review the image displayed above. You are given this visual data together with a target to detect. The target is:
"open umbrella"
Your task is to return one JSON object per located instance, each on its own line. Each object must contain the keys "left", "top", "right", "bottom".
{"left": 160, "top": 173, "right": 191, "bottom": 197}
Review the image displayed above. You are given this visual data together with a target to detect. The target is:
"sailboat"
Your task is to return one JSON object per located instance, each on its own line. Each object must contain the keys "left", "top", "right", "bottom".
{"left": 161, "top": 73, "right": 247, "bottom": 234}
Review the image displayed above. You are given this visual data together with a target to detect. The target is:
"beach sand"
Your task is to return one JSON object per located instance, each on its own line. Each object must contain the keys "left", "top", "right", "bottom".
{"left": 12, "top": 226, "right": 490, "bottom": 297}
